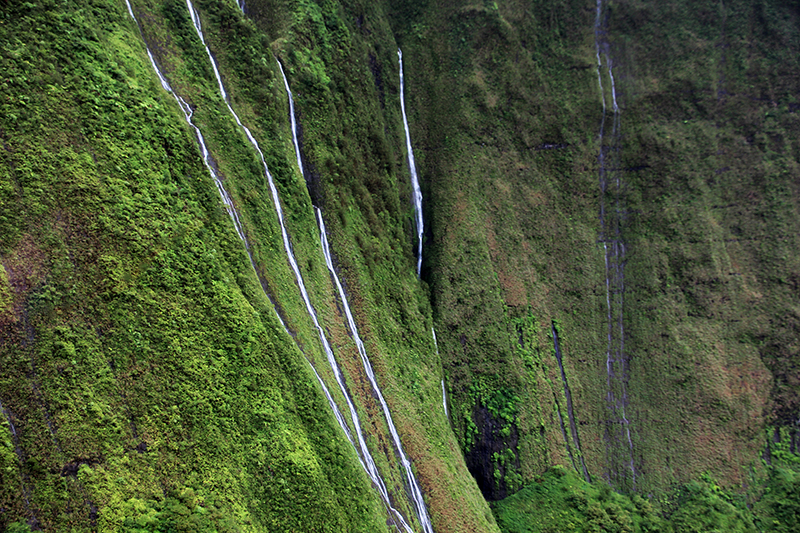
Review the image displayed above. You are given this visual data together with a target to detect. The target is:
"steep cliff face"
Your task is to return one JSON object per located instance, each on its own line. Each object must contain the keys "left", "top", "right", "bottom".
{"left": 400, "top": 0, "right": 800, "bottom": 498}
{"left": 0, "top": 0, "right": 799, "bottom": 531}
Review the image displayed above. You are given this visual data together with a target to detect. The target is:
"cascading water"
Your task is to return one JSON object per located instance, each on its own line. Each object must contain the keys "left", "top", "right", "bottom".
{"left": 277, "top": 57, "right": 431, "bottom": 531}
{"left": 123, "top": 0, "right": 291, "bottom": 334}
{"left": 315, "top": 207, "right": 434, "bottom": 533}
{"left": 594, "top": 0, "right": 635, "bottom": 489}
{"left": 441, "top": 381, "right": 448, "bottom": 419}
{"left": 180, "top": 3, "right": 416, "bottom": 529}
{"left": 276, "top": 60, "right": 304, "bottom": 179}
{"left": 398, "top": 49, "right": 424, "bottom": 278}
{"left": 126, "top": 0, "right": 369, "bottom": 500}
{"left": 553, "top": 390, "right": 578, "bottom": 474}
{"left": 551, "top": 324, "right": 590, "bottom": 482}
{"left": 432, "top": 328, "right": 448, "bottom": 419}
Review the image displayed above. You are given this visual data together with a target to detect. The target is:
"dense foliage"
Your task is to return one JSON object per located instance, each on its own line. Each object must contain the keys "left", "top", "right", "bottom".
{"left": 1, "top": 0, "right": 799, "bottom": 531}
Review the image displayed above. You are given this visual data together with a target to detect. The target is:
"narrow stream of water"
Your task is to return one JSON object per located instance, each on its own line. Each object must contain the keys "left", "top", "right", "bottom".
{"left": 315, "top": 208, "right": 433, "bottom": 533}
{"left": 551, "top": 324, "right": 590, "bottom": 482}
{"left": 432, "top": 328, "right": 448, "bottom": 419}
{"left": 276, "top": 54, "right": 430, "bottom": 530}
{"left": 398, "top": 49, "right": 424, "bottom": 278}
{"left": 183, "top": 4, "right": 419, "bottom": 528}
{"left": 126, "top": 4, "right": 412, "bottom": 527}
{"left": 594, "top": 0, "right": 636, "bottom": 488}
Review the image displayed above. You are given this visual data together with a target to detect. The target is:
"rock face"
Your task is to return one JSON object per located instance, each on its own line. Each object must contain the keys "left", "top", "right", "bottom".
{"left": 1, "top": 0, "right": 799, "bottom": 531}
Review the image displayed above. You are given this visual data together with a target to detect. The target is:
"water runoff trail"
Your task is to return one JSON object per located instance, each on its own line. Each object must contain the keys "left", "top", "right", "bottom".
{"left": 594, "top": 0, "right": 635, "bottom": 490}
{"left": 278, "top": 58, "right": 433, "bottom": 533}
{"left": 122, "top": 2, "right": 401, "bottom": 523}
{"left": 123, "top": 0, "right": 290, "bottom": 337}
{"left": 398, "top": 49, "right": 424, "bottom": 278}
{"left": 183, "top": 4, "right": 424, "bottom": 530}
{"left": 432, "top": 328, "right": 448, "bottom": 419}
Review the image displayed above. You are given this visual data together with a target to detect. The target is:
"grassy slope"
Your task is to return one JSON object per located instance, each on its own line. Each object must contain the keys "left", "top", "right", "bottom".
{"left": 394, "top": 0, "right": 615, "bottom": 499}
{"left": 0, "top": 0, "right": 395, "bottom": 530}
{"left": 615, "top": 0, "right": 800, "bottom": 495}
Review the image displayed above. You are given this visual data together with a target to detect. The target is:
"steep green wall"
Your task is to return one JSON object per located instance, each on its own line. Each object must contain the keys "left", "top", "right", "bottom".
{"left": 1, "top": 0, "right": 800, "bottom": 531}
{"left": 388, "top": 0, "right": 800, "bottom": 500}
{"left": 0, "top": 0, "right": 494, "bottom": 531}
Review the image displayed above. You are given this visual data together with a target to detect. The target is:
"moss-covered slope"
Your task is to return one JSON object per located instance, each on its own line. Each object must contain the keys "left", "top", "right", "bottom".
{"left": 1, "top": 0, "right": 800, "bottom": 531}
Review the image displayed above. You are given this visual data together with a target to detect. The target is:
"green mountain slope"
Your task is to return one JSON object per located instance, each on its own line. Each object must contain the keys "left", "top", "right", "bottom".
{"left": 1, "top": 0, "right": 799, "bottom": 531}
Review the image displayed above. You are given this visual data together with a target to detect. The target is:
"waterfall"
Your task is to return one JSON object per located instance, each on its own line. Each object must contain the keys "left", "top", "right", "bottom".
{"left": 315, "top": 208, "right": 434, "bottom": 533}
{"left": 123, "top": 0, "right": 291, "bottom": 334}
{"left": 398, "top": 49, "right": 424, "bottom": 278}
{"left": 551, "top": 324, "right": 590, "bottom": 482}
{"left": 553, "top": 390, "right": 578, "bottom": 474}
{"left": 432, "top": 328, "right": 447, "bottom": 419}
{"left": 441, "top": 380, "right": 448, "bottom": 419}
{"left": 594, "top": 0, "right": 635, "bottom": 489}
{"left": 276, "top": 57, "right": 430, "bottom": 531}
{"left": 179, "top": 3, "right": 418, "bottom": 529}
{"left": 125, "top": 2, "right": 244, "bottom": 244}
{"left": 126, "top": 0, "right": 366, "bottom": 495}
{"left": 276, "top": 60, "right": 305, "bottom": 179}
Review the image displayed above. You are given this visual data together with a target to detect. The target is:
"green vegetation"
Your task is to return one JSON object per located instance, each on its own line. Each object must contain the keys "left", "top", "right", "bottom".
{"left": 1, "top": 0, "right": 800, "bottom": 531}
{"left": 494, "top": 467, "right": 768, "bottom": 533}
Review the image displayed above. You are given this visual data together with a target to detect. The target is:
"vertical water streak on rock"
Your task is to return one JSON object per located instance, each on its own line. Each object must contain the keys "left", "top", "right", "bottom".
{"left": 274, "top": 59, "right": 419, "bottom": 531}
{"left": 594, "top": 0, "right": 635, "bottom": 489}
{"left": 124, "top": 0, "right": 290, "bottom": 333}
{"left": 432, "top": 328, "right": 447, "bottom": 419}
{"left": 551, "top": 324, "right": 591, "bottom": 482}
{"left": 278, "top": 56, "right": 428, "bottom": 530}
{"left": 398, "top": 49, "right": 423, "bottom": 277}
{"left": 182, "top": 3, "right": 415, "bottom": 528}
{"left": 441, "top": 381, "right": 448, "bottom": 420}
{"left": 126, "top": 0, "right": 361, "bottom": 491}
{"left": 315, "top": 208, "right": 433, "bottom": 533}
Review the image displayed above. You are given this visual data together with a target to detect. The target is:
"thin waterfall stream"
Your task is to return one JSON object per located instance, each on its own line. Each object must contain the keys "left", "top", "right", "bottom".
{"left": 125, "top": 4, "right": 411, "bottom": 528}
{"left": 398, "top": 49, "right": 423, "bottom": 278}
{"left": 315, "top": 208, "right": 433, "bottom": 533}
{"left": 278, "top": 57, "right": 432, "bottom": 532}
{"left": 594, "top": 0, "right": 635, "bottom": 488}
{"left": 182, "top": 3, "right": 419, "bottom": 529}
{"left": 432, "top": 328, "right": 448, "bottom": 419}
{"left": 123, "top": 0, "right": 287, "bottom": 335}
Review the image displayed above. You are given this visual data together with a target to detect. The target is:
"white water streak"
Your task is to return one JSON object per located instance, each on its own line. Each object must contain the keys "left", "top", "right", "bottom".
{"left": 441, "top": 381, "right": 448, "bottom": 419}
{"left": 432, "top": 328, "right": 447, "bottom": 419}
{"left": 183, "top": 3, "right": 413, "bottom": 528}
{"left": 275, "top": 57, "right": 418, "bottom": 531}
{"left": 398, "top": 49, "right": 423, "bottom": 278}
{"left": 288, "top": 61, "right": 429, "bottom": 528}
{"left": 125, "top": 0, "right": 295, "bottom": 336}
{"left": 594, "top": 0, "right": 635, "bottom": 487}
{"left": 276, "top": 60, "right": 305, "bottom": 178}
{"left": 316, "top": 208, "right": 432, "bottom": 533}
